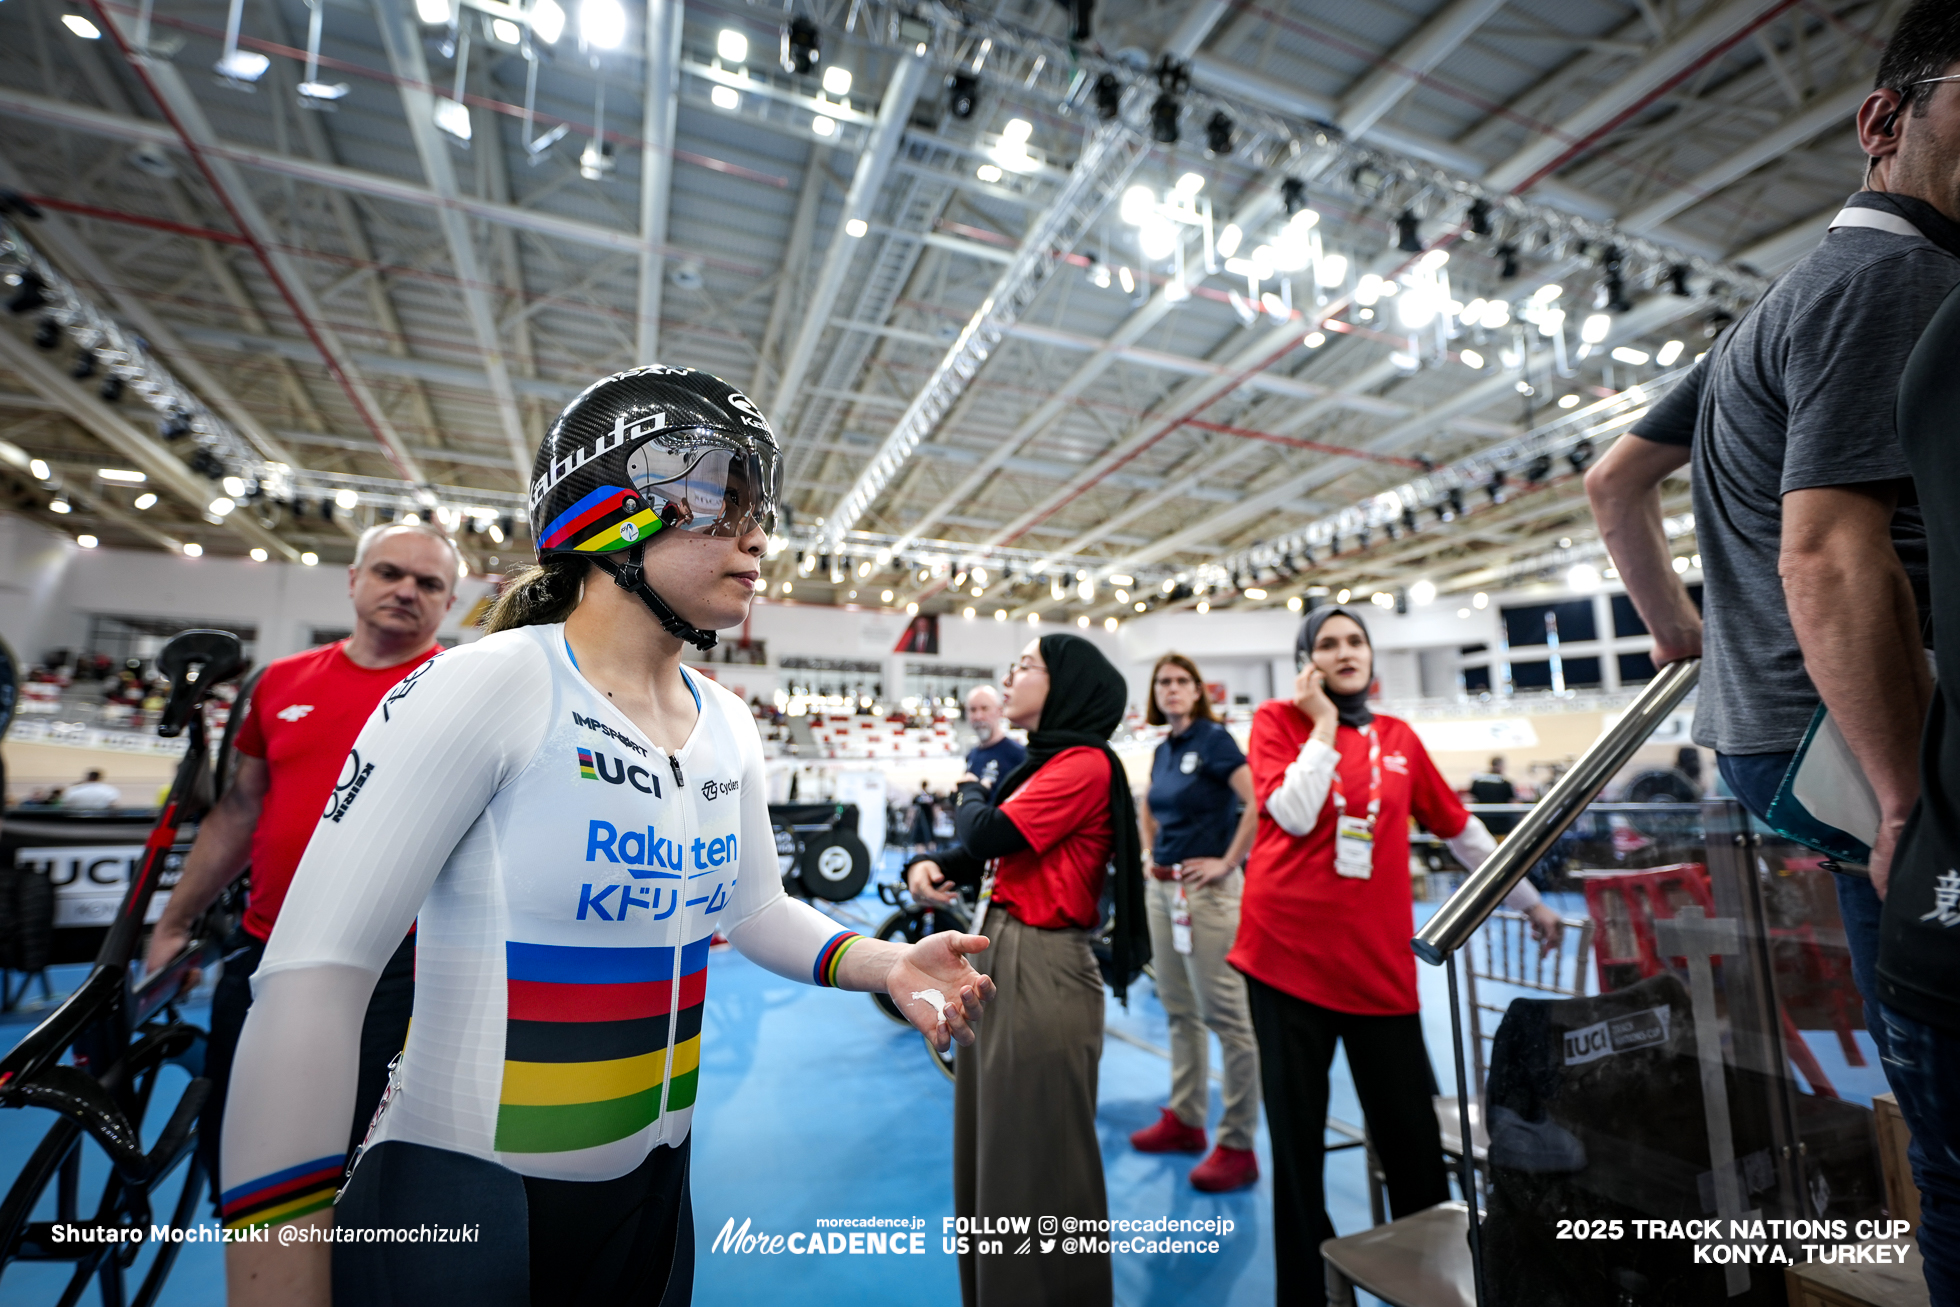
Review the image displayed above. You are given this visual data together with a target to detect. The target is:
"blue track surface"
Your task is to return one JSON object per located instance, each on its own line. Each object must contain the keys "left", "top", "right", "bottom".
{"left": 0, "top": 879, "right": 1877, "bottom": 1305}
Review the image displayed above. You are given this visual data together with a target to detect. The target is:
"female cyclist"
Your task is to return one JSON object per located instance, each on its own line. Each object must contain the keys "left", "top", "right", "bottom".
{"left": 218, "top": 367, "right": 994, "bottom": 1306}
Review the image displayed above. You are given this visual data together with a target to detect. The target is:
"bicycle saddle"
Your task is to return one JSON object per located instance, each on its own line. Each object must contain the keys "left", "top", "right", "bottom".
{"left": 155, "top": 630, "right": 246, "bottom": 738}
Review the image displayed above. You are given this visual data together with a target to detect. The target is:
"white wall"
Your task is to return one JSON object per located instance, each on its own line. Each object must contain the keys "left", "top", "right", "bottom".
{"left": 0, "top": 515, "right": 496, "bottom": 666}
{"left": 0, "top": 514, "right": 73, "bottom": 666}
{"left": 709, "top": 600, "right": 1125, "bottom": 704}
{"left": 3, "top": 507, "right": 1645, "bottom": 721}
{"left": 1113, "top": 598, "right": 1507, "bottom": 708}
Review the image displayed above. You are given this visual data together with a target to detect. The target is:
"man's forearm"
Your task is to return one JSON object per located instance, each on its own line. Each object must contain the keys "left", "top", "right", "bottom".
{"left": 1601, "top": 496, "right": 1697, "bottom": 638}
{"left": 1785, "top": 540, "right": 1930, "bottom": 822}
{"left": 1586, "top": 437, "right": 1700, "bottom": 659}
{"left": 159, "top": 789, "right": 258, "bottom": 927}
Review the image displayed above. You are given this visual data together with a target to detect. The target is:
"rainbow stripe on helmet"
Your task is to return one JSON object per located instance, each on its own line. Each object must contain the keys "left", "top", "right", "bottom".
{"left": 539, "top": 485, "right": 664, "bottom": 554}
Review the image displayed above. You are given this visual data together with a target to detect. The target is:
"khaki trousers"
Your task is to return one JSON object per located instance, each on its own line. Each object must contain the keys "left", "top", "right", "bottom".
{"left": 1142, "top": 871, "right": 1262, "bottom": 1150}
{"left": 954, "top": 912, "right": 1110, "bottom": 1307}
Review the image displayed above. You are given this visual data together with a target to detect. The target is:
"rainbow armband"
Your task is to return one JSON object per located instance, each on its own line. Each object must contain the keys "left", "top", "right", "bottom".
{"left": 221, "top": 1155, "right": 344, "bottom": 1230}
{"left": 813, "top": 931, "right": 863, "bottom": 987}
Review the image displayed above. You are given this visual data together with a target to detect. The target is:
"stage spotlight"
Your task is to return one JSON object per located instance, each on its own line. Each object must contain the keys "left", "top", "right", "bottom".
{"left": 1467, "top": 198, "right": 1492, "bottom": 237}
{"left": 1396, "top": 210, "right": 1422, "bottom": 253}
{"left": 1281, "top": 178, "right": 1307, "bottom": 217}
{"left": 1567, "top": 439, "right": 1594, "bottom": 474}
{"left": 1669, "top": 263, "right": 1692, "bottom": 297}
{"left": 1497, "top": 243, "right": 1520, "bottom": 280}
{"left": 1093, "top": 71, "right": 1122, "bottom": 120}
{"left": 782, "top": 16, "right": 819, "bottom": 76}
{"left": 99, "top": 375, "right": 122, "bottom": 404}
{"left": 33, "top": 317, "right": 60, "bottom": 349}
{"left": 948, "top": 73, "right": 979, "bottom": 119}
{"left": 1149, "top": 93, "right": 1179, "bottom": 143}
{"left": 1149, "top": 55, "right": 1187, "bottom": 144}
{"left": 70, "top": 351, "right": 95, "bottom": 380}
{"left": 7, "top": 271, "right": 47, "bottom": 314}
{"left": 1204, "top": 110, "right": 1233, "bottom": 156}
{"left": 1525, "top": 453, "right": 1552, "bottom": 483}
{"left": 1052, "top": 0, "right": 1093, "bottom": 41}
{"left": 160, "top": 411, "right": 193, "bottom": 441}
{"left": 1599, "top": 246, "right": 1632, "bottom": 312}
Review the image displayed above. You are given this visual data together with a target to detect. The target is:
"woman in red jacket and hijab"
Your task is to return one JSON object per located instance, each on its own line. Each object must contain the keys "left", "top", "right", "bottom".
{"left": 1231, "top": 605, "right": 1560, "bottom": 1303}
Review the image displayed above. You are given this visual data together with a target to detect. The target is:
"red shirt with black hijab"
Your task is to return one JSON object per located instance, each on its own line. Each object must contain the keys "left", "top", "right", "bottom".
{"left": 1226, "top": 605, "right": 1473, "bottom": 1016}
{"left": 911, "top": 633, "right": 1150, "bottom": 997}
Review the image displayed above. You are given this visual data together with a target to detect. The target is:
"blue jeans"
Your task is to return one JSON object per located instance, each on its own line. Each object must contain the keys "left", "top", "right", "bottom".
{"left": 1718, "top": 752, "right": 1891, "bottom": 1064}
{"left": 1881, "top": 1009, "right": 1960, "bottom": 1305}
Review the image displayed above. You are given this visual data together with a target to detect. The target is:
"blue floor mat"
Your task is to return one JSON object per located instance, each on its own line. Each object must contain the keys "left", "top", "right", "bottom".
{"left": 8, "top": 878, "right": 1851, "bottom": 1305}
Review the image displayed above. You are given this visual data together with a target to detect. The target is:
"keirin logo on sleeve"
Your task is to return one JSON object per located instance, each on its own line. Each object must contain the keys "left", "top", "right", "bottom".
{"left": 325, "top": 751, "right": 375, "bottom": 823}
{"left": 380, "top": 659, "right": 437, "bottom": 722}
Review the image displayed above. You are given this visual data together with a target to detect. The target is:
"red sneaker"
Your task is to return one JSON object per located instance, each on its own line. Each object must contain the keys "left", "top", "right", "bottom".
{"left": 1130, "top": 1108, "right": 1207, "bottom": 1154}
{"left": 1189, "top": 1144, "right": 1259, "bottom": 1193}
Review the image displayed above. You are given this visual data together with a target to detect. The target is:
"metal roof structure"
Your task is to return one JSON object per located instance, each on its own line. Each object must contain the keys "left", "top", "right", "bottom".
{"left": 0, "top": 0, "right": 1895, "bottom": 620}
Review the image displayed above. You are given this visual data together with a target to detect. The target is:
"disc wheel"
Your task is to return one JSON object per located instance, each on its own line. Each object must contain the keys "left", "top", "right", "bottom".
{"left": 798, "top": 829, "right": 870, "bottom": 901}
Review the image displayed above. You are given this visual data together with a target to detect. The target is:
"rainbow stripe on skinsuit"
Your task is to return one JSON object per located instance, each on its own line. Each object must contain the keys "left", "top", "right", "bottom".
{"left": 221, "top": 1155, "right": 343, "bottom": 1229}
{"left": 578, "top": 747, "right": 599, "bottom": 780}
{"left": 493, "top": 937, "right": 711, "bottom": 1153}
{"left": 813, "top": 931, "right": 862, "bottom": 987}
{"left": 538, "top": 485, "right": 663, "bottom": 554}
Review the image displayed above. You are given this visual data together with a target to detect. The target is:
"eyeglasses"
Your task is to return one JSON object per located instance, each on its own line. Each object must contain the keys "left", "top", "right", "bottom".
{"left": 1002, "top": 658, "right": 1045, "bottom": 686}
{"left": 1911, "top": 74, "right": 1960, "bottom": 88}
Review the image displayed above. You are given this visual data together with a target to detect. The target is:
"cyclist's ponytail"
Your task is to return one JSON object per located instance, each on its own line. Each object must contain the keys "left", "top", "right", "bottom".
{"left": 481, "top": 555, "right": 588, "bottom": 633}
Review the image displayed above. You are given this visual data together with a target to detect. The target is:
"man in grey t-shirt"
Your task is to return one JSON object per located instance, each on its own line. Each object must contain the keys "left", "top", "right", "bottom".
{"left": 1585, "top": 33, "right": 1960, "bottom": 1078}
{"left": 1608, "top": 196, "right": 1947, "bottom": 762}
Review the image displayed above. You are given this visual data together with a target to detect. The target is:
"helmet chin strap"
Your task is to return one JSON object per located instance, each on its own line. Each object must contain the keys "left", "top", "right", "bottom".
{"left": 593, "top": 543, "right": 719, "bottom": 651}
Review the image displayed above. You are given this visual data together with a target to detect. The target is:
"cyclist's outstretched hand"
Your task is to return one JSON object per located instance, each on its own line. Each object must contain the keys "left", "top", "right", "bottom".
{"left": 885, "top": 933, "right": 996, "bottom": 1052}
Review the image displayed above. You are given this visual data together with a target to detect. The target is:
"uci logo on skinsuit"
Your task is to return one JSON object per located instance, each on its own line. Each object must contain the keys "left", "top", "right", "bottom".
{"left": 579, "top": 748, "right": 662, "bottom": 796}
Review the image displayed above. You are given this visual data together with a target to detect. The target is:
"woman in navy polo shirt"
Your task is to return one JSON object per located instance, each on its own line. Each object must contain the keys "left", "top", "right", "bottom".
{"left": 1129, "top": 653, "right": 1263, "bottom": 1194}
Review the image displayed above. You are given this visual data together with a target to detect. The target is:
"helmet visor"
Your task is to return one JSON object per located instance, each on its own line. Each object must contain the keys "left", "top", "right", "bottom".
{"left": 628, "top": 439, "right": 779, "bottom": 537}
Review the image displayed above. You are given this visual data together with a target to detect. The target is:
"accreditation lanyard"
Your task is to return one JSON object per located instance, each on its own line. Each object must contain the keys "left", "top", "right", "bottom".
{"left": 1329, "top": 724, "right": 1382, "bottom": 880}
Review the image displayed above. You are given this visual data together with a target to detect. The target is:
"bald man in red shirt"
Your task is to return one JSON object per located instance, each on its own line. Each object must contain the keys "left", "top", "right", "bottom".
{"left": 143, "top": 522, "right": 462, "bottom": 1211}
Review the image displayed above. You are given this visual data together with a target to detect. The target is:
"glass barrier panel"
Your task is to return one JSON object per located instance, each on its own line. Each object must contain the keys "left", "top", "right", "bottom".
{"left": 1437, "top": 797, "right": 1889, "bottom": 1306}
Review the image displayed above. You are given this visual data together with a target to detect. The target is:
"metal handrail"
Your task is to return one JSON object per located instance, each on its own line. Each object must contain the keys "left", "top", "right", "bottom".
{"left": 1413, "top": 657, "right": 1702, "bottom": 966}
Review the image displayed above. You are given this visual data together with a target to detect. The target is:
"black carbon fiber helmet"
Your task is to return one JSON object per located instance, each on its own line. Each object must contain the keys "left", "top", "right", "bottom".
{"left": 529, "top": 366, "right": 781, "bottom": 649}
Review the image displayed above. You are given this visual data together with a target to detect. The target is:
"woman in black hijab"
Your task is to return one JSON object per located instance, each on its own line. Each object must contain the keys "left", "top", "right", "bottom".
{"left": 1231, "top": 606, "right": 1559, "bottom": 1302}
{"left": 907, "top": 633, "right": 1145, "bottom": 1307}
